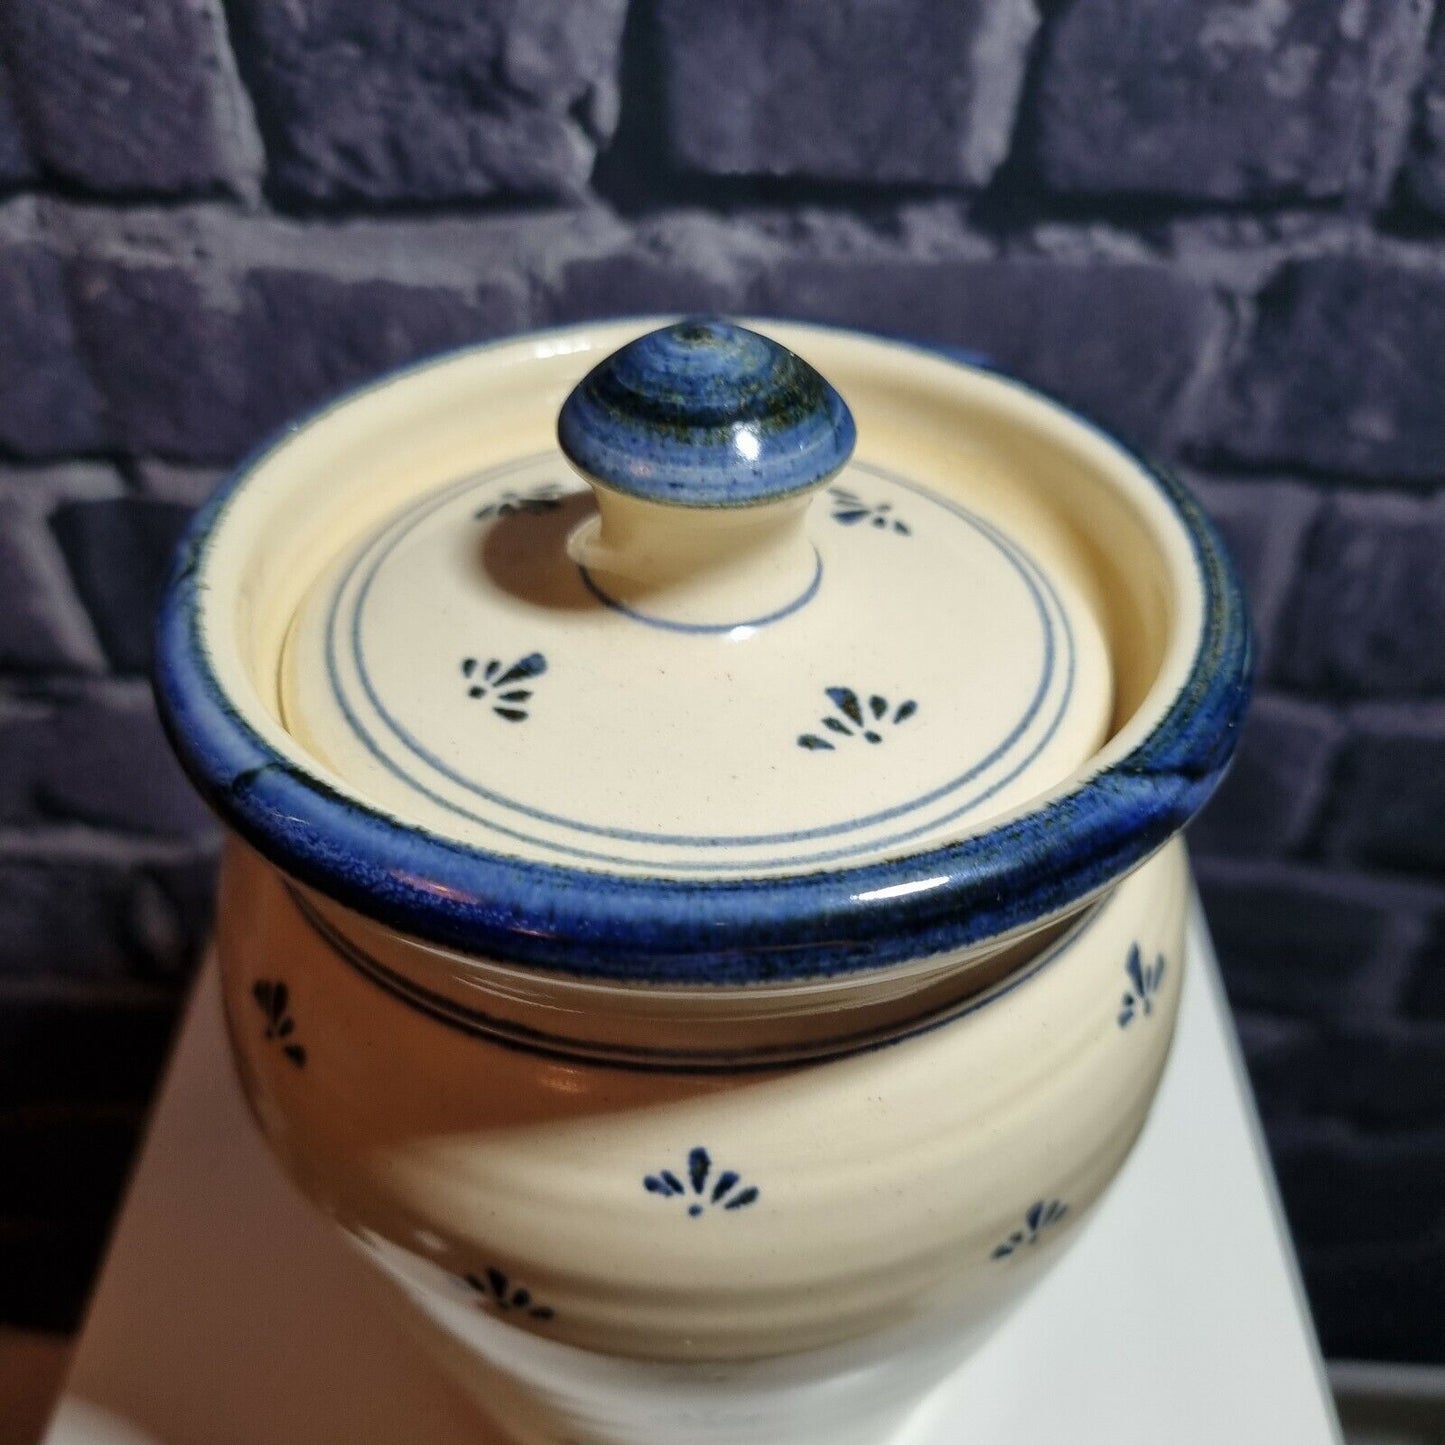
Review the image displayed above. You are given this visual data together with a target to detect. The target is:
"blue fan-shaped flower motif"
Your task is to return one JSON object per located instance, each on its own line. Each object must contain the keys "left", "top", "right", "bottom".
{"left": 251, "top": 979, "right": 306, "bottom": 1068}
{"left": 798, "top": 687, "right": 918, "bottom": 751}
{"left": 991, "top": 1199, "right": 1068, "bottom": 1260}
{"left": 474, "top": 483, "right": 567, "bottom": 520}
{"left": 644, "top": 1147, "right": 759, "bottom": 1218}
{"left": 1118, "top": 943, "right": 1167, "bottom": 1028}
{"left": 462, "top": 1266, "right": 555, "bottom": 1322}
{"left": 461, "top": 652, "right": 547, "bottom": 722}
{"left": 827, "top": 486, "right": 911, "bottom": 535}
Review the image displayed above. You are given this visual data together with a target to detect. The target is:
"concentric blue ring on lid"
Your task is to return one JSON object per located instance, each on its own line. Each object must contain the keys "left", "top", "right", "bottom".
{"left": 556, "top": 317, "right": 857, "bottom": 507}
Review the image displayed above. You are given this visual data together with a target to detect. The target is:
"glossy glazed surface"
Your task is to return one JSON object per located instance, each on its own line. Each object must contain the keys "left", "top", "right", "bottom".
{"left": 557, "top": 317, "right": 857, "bottom": 507}
{"left": 279, "top": 452, "right": 1112, "bottom": 876}
{"left": 219, "top": 838, "right": 1188, "bottom": 1376}
{"left": 153, "top": 320, "right": 1251, "bottom": 983}
{"left": 157, "top": 321, "right": 1245, "bottom": 1444}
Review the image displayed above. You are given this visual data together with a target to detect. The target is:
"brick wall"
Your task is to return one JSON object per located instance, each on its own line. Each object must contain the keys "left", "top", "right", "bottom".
{"left": 0, "top": 0, "right": 1442, "bottom": 1362}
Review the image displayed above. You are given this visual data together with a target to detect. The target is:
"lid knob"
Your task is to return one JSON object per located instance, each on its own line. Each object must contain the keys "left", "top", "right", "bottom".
{"left": 557, "top": 317, "right": 856, "bottom": 509}
{"left": 558, "top": 319, "right": 856, "bottom": 633}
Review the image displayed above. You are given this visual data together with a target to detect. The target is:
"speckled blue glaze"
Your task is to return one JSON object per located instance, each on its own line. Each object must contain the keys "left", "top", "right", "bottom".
{"left": 283, "top": 876, "right": 1107, "bottom": 1073}
{"left": 152, "top": 322, "right": 1252, "bottom": 986}
{"left": 556, "top": 318, "right": 856, "bottom": 507}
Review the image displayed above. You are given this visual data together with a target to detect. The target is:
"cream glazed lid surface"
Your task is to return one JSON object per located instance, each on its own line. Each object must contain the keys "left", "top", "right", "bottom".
{"left": 154, "top": 317, "right": 1251, "bottom": 982}
{"left": 280, "top": 318, "right": 1114, "bottom": 880}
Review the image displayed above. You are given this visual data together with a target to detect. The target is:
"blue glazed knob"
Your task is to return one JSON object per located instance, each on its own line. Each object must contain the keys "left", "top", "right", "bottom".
{"left": 557, "top": 318, "right": 857, "bottom": 508}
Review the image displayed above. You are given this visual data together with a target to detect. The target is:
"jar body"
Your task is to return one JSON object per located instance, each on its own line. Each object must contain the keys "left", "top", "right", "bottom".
{"left": 217, "top": 835, "right": 1189, "bottom": 1443}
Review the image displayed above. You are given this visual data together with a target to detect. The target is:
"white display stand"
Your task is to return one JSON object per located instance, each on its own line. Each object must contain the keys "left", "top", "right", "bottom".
{"left": 42, "top": 904, "right": 1343, "bottom": 1445}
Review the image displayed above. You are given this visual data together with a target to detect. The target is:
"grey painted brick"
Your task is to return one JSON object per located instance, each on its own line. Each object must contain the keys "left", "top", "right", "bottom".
{"left": 1237, "top": 1014, "right": 1445, "bottom": 1131}
{"left": 1232, "top": 1011, "right": 1319, "bottom": 1121}
{"left": 754, "top": 254, "right": 1220, "bottom": 452}
{"left": 0, "top": 240, "right": 106, "bottom": 455}
{"left": 545, "top": 216, "right": 775, "bottom": 323}
{"left": 71, "top": 259, "right": 528, "bottom": 463}
{"left": 0, "top": 54, "right": 33, "bottom": 186}
{"left": 0, "top": 685, "right": 214, "bottom": 837}
{"left": 1196, "top": 858, "right": 1422, "bottom": 1019}
{"left": 49, "top": 498, "right": 194, "bottom": 674}
{"left": 0, "top": 851, "right": 214, "bottom": 985}
{"left": 1275, "top": 1131, "right": 1445, "bottom": 1361}
{"left": 0, "top": 497, "right": 101, "bottom": 672}
{"left": 1199, "top": 256, "right": 1445, "bottom": 482}
{"left": 1300, "top": 1236, "right": 1445, "bottom": 1364}
{"left": 1311, "top": 1025, "right": 1445, "bottom": 1132}
{"left": 1275, "top": 1129, "right": 1445, "bottom": 1253}
{"left": 0, "top": 0, "right": 259, "bottom": 197}
{"left": 1275, "top": 492, "right": 1445, "bottom": 696}
{"left": 1407, "top": 20, "right": 1445, "bottom": 214}
{"left": 1323, "top": 704, "right": 1445, "bottom": 875}
{"left": 227, "top": 0, "right": 628, "bottom": 204}
{"left": 1033, "top": 0, "right": 1431, "bottom": 205}
{"left": 1184, "top": 475, "right": 1319, "bottom": 676}
{"left": 1404, "top": 912, "right": 1445, "bottom": 1018}
{"left": 657, "top": 0, "right": 1038, "bottom": 188}
{"left": 1188, "top": 692, "right": 1342, "bottom": 859}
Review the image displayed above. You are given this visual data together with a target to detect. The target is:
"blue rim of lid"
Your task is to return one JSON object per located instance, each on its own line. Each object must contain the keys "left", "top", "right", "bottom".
{"left": 152, "top": 321, "right": 1252, "bottom": 985}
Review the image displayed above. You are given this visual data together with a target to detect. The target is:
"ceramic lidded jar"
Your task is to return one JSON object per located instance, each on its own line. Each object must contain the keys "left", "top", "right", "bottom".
{"left": 154, "top": 318, "right": 1250, "bottom": 1445}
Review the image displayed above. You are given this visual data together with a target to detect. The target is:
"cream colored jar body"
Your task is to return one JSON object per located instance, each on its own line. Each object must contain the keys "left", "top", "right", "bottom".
{"left": 157, "top": 318, "right": 1250, "bottom": 1445}
{"left": 218, "top": 836, "right": 1188, "bottom": 1444}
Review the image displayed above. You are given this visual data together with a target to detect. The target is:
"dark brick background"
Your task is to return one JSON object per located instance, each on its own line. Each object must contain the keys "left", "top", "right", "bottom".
{"left": 0, "top": 0, "right": 1441, "bottom": 1363}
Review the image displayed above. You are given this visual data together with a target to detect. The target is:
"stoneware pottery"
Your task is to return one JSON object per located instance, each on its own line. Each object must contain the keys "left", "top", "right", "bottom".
{"left": 154, "top": 317, "right": 1250, "bottom": 1445}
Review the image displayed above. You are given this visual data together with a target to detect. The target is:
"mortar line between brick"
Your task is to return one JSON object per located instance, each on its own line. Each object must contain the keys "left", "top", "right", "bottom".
{"left": 0, "top": 829, "right": 219, "bottom": 866}
{"left": 202, "top": 0, "right": 268, "bottom": 211}
{"left": 0, "top": 974, "right": 179, "bottom": 1008}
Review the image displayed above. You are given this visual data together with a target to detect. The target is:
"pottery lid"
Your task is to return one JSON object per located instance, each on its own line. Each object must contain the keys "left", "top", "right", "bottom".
{"left": 154, "top": 317, "right": 1250, "bottom": 981}
{"left": 276, "top": 318, "right": 1113, "bottom": 880}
